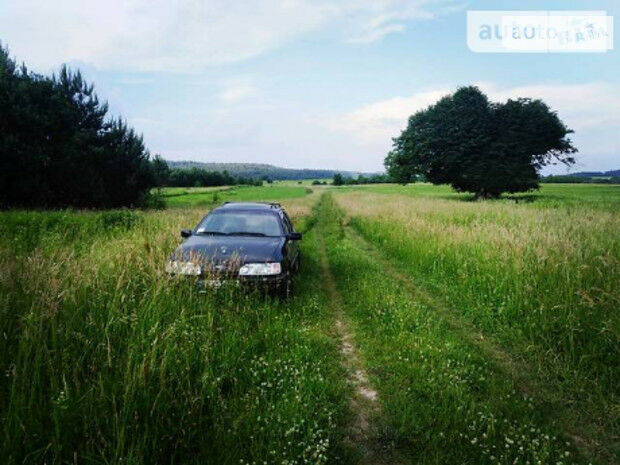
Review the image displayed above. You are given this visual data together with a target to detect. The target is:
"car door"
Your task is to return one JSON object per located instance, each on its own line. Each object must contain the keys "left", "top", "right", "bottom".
{"left": 281, "top": 212, "right": 299, "bottom": 271}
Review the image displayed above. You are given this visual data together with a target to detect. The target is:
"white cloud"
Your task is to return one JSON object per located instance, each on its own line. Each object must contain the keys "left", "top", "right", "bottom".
{"left": 477, "top": 82, "right": 620, "bottom": 131}
{"left": 326, "top": 88, "right": 450, "bottom": 143}
{"left": 347, "top": 23, "right": 406, "bottom": 44}
{"left": 0, "top": 0, "right": 463, "bottom": 72}
{"left": 343, "top": 1, "right": 462, "bottom": 43}
{"left": 0, "top": 0, "right": 332, "bottom": 72}
{"left": 217, "top": 79, "right": 258, "bottom": 104}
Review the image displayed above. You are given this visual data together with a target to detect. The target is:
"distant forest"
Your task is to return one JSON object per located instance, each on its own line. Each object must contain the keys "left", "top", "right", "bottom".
{"left": 542, "top": 170, "right": 620, "bottom": 184}
{"left": 166, "top": 161, "right": 374, "bottom": 181}
{"left": 571, "top": 169, "right": 620, "bottom": 177}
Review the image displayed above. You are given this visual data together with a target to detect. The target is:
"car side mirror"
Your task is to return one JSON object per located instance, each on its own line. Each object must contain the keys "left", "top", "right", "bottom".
{"left": 287, "top": 232, "right": 302, "bottom": 241}
{"left": 180, "top": 229, "right": 192, "bottom": 238}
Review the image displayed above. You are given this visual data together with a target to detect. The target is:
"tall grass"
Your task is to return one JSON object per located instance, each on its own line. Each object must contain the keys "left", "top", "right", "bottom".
{"left": 333, "top": 189, "right": 619, "bottom": 457}
{"left": 339, "top": 183, "right": 620, "bottom": 210}
{"left": 2, "top": 184, "right": 616, "bottom": 463}
{"left": 316, "top": 194, "right": 584, "bottom": 464}
{"left": 0, "top": 201, "right": 351, "bottom": 464}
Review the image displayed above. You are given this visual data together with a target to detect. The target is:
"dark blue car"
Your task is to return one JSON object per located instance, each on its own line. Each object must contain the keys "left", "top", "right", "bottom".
{"left": 166, "top": 202, "right": 302, "bottom": 296}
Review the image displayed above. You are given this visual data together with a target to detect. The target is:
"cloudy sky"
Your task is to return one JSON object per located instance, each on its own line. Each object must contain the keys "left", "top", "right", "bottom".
{"left": 1, "top": 0, "right": 618, "bottom": 173}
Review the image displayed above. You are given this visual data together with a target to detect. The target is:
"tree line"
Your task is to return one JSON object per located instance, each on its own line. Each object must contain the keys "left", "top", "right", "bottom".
{"left": 330, "top": 173, "right": 392, "bottom": 185}
{"left": 151, "top": 158, "right": 264, "bottom": 188}
{"left": 541, "top": 175, "right": 620, "bottom": 184}
{"left": 167, "top": 161, "right": 362, "bottom": 181}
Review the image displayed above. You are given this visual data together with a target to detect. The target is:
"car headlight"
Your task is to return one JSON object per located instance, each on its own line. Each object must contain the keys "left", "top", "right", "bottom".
{"left": 165, "top": 260, "right": 202, "bottom": 276}
{"left": 238, "top": 262, "right": 282, "bottom": 276}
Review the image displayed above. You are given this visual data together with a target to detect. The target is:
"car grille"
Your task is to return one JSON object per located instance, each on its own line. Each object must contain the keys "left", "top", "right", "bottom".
{"left": 204, "top": 258, "right": 242, "bottom": 278}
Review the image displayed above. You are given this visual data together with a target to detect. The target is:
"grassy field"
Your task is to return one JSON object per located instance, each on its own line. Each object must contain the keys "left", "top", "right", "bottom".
{"left": 1, "top": 183, "right": 618, "bottom": 464}
{"left": 161, "top": 185, "right": 311, "bottom": 208}
{"left": 338, "top": 182, "right": 620, "bottom": 209}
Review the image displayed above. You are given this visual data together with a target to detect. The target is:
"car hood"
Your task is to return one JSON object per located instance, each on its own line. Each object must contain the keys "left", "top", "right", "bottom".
{"left": 173, "top": 235, "right": 285, "bottom": 264}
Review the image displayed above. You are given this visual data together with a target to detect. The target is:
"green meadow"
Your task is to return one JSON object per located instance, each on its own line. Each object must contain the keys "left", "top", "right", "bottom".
{"left": 1, "top": 183, "right": 618, "bottom": 464}
{"left": 161, "top": 185, "right": 311, "bottom": 208}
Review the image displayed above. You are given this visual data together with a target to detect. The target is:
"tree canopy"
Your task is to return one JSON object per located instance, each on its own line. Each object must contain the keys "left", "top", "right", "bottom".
{"left": 0, "top": 45, "right": 154, "bottom": 208}
{"left": 384, "top": 86, "right": 577, "bottom": 197}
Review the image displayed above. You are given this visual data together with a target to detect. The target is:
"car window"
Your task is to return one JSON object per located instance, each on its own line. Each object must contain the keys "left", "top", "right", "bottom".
{"left": 282, "top": 212, "right": 294, "bottom": 233}
{"left": 195, "top": 211, "right": 282, "bottom": 237}
{"left": 279, "top": 212, "right": 291, "bottom": 234}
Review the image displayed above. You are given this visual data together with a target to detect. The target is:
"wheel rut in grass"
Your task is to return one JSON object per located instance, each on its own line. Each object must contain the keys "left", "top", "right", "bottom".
{"left": 317, "top": 233, "right": 392, "bottom": 464}
{"left": 344, "top": 224, "right": 521, "bottom": 379}
{"left": 343, "top": 222, "right": 609, "bottom": 464}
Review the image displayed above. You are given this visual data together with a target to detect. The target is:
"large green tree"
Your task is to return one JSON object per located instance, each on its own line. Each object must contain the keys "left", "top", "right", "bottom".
{"left": 384, "top": 86, "right": 577, "bottom": 198}
{"left": 0, "top": 45, "right": 154, "bottom": 208}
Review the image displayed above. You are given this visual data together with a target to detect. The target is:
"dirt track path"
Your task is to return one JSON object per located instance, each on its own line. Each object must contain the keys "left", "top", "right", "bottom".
{"left": 316, "top": 232, "right": 395, "bottom": 465}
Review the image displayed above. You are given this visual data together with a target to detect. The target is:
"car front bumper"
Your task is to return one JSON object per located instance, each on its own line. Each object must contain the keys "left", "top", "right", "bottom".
{"left": 195, "top": 273, "right": 289, "bottom": 292}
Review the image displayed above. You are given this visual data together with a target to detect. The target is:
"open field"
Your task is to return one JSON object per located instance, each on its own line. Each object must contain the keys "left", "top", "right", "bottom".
{"left": 337, "top": 183, "right": 620, "bottom": 209}
{"left": 161, "top": 185, "right": 311, "bottom": 208}
{"left": 1, "top": 184, "right": 618, "bottom": 464}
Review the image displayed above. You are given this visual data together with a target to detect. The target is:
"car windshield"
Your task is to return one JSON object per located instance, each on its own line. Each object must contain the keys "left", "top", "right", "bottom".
{"left": 195, "top": 211, "right": 282, "bottom": 237}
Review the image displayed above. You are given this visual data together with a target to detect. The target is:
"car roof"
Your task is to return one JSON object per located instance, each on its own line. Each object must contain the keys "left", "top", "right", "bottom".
{"left": 213, "top": 202, "right": 283, "bottom": 212}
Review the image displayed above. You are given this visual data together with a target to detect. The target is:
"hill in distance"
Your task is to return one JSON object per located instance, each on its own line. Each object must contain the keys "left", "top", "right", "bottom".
{"left": 167, "top": 161, "right": 619, "bottom": 182}
{"left": 166, "top": 160, "right": 378, "bottom": 181}
{"left": 570, "top": 169, "right": 620, "bottom": 178}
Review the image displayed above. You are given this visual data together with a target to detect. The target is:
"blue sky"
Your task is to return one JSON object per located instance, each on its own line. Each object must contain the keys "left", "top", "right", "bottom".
{"left": 1, "top": 0, "right": 618, "bottom": 173}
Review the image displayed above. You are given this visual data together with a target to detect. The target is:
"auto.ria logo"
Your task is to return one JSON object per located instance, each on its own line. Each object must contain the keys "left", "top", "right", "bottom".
{"left": 467, "top": 10, "right": 613, "bottom": 53}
